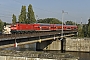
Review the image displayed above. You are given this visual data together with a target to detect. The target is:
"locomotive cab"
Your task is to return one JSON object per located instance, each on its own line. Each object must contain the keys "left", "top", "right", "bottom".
{"left": 10, "top": 24, "right": 18, "bottom": 33}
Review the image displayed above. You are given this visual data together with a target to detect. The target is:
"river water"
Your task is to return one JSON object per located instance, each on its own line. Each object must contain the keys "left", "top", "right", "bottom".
{"left": 66, "top": 52, "right": 90, "bottom": 60}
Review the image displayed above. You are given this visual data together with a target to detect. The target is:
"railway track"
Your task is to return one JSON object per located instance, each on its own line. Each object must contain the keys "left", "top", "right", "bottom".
{"left": 0, "top": 30, "right": 77, "bottom": 39}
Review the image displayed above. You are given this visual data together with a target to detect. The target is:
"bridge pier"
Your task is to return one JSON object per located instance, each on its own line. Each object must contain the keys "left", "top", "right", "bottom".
{"left": 61, "top": 38, "right": 66, "bottom": 53}
{"left": 36, "top": 38, "right": 66, "bottom": 51}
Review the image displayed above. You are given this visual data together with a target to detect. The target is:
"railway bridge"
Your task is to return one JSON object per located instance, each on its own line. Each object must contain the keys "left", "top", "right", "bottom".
{"left": 0, "top": 30, "right": 77, "bottom": 51}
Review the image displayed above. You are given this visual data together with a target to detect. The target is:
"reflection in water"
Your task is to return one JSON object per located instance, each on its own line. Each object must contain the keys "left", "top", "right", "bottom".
{"left": 66, "top": 52, "right": 90, "bottom": 60}
{"left": 3, "top": 43, "right": 36, "bottom": 51}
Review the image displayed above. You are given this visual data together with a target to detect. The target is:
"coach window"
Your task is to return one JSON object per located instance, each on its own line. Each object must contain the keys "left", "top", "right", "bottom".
{"left": 64, "top": 27, "right": 66, "bottom": 28}
{"left": 74, "top": 28, "right": 76, "bottom": 29}
{"left": 51, "top": 27, "right": 53, "bottom": 28}
{"left": 67, "top": 27, "right": 70, "bottom": 29}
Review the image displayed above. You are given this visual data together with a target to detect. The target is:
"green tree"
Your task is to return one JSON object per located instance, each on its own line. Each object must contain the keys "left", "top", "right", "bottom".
{"left": 65, "top": 21, "right": 76, "bottom": 25}
{"left": 18, "top": 5, "right": 26, "bottom": 23}
{"left": 37, "top": 18, "right": 62, "bottom": 24}
{"left": 88, "top": 19, "right": 90, "bottom": 25}
{"left": 77, "top": 24, "right": 84, "bottom": 37}
{"left": 0, "top": 20, "right": 4, "bottom": 31}
{"left": 3, "top": 22, "right": 6, "bottom": 27}
{"left": 27, "top": 4, "right": 36, "bottom": 23}
{"left": 88, "top": 24, "right": 90, "bottom": 37}
{"left": 83, "top": 24, "right": 88, "bottom": 37}
{"left": 12, "top": 14, "right": 17, "bottom": 24}
{"left": 87, "top": 19, "right": 90, "bottom": 37}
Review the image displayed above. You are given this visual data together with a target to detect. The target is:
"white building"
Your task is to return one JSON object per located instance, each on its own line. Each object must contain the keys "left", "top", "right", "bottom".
{"left": 3, "top": 25, "right": 11, "bottom": 34}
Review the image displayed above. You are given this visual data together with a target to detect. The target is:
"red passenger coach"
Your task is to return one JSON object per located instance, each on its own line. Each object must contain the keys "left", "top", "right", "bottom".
{"left": 33, "top": 23, "right": 53, "bottom": 31}
{"left": 49, "top": 24, "right": 56, "bottom": 31}
{"left": 55, "top": 24, "right": 62, "bottom": 30}
{"left": 39, "top": 24, "right": 51, "bottom": 31}
{"left": 33, "top": 24, "right": 40, "bottom": 31}
{"left": 63, "top": 25, "right": 77, "bottom": 30}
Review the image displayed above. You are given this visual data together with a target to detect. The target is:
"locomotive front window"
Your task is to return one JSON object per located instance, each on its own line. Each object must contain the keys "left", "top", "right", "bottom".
{"left": 11, "top": 24, "right": 17, "bottom": 27}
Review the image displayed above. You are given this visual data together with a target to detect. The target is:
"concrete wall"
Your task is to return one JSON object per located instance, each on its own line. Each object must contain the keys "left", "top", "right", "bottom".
{"left": 0, "top": 55, "right": 79, "bottom": 60}
{"left": 66, "top": 38, "right": 90, "bottom": 52}
{"left": 46, "top": 39, "right": 61, "bottom": 50}
{"left": 0, "top": 56, "right": 57, "bottom": 60}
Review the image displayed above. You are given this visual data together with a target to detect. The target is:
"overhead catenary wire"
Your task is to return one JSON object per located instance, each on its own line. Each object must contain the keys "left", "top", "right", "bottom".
{"left": 0, "top": 0, "right": 80, "bottom": 23}
{"left": 0, "top": 15, "right": 11, "bottom": 17}
{"left": 12, "top": 0, "right": 61, "bottom": 14}
{"left": 12, "top": 0, "right": 81, "bottom": 24}
{"left": 0, "top": 4, "right": 19, "bottom": 19}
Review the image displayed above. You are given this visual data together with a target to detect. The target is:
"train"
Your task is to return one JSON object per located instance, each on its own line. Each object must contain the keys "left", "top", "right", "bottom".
{"left": 10, "top": 23, "right": 77, "bottom": 34}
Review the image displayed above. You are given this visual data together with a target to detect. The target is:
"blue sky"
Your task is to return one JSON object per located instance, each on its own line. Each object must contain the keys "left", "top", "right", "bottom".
{"left": 0, "top": 0, "right": 90, "bottom": 23}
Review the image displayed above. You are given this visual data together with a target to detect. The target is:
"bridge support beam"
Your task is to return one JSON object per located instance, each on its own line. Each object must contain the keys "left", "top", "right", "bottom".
{"left": 36, "top": 38, "right": 63, "bottom": 51}
{"left": 36, "top": 40, "right": 52, "bottom": 51}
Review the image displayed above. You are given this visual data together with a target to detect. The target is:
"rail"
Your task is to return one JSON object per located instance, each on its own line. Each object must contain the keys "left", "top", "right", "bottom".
{"left": 0, "top": 30, "right": 77, "bottom": 40}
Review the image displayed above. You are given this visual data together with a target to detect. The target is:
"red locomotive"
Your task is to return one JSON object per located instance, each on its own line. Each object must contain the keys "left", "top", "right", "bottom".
{"left": 10, "top": 23, "right": 77, "bottom": 34}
